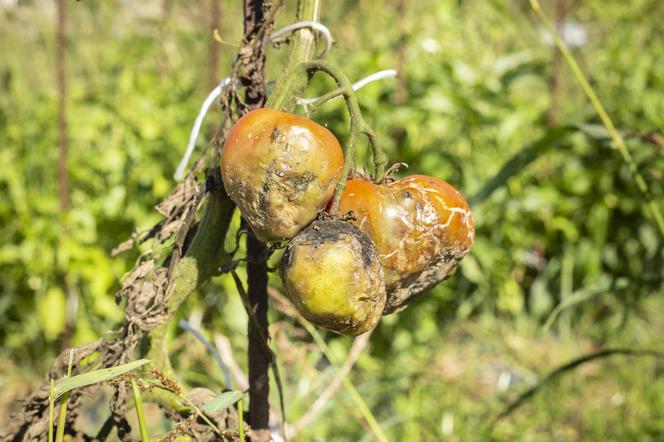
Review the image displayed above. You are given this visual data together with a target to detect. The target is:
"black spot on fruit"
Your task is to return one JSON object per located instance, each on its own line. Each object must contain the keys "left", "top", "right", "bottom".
{"left": 271, "top": 126, "right": 281, "bottom": 143}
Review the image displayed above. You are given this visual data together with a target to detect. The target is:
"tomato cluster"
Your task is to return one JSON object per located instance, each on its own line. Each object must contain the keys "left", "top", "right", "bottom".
{"left": 222, "top": 108, "right": 474, "bottom": 335}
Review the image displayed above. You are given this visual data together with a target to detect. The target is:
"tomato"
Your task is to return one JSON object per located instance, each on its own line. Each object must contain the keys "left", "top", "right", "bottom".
{"left": 221, "top": 108, "right": 344, "bottom": 242}
{"left": 338, "top": 175, "right": 474, "bottom": 313}
{"left": 280, "top": 219, "right": 386, "bottom": 336}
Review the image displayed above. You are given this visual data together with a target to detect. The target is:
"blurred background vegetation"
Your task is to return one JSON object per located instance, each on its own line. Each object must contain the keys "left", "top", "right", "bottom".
{"left": 1, "top": 0, "right": 663, "bottom": 440}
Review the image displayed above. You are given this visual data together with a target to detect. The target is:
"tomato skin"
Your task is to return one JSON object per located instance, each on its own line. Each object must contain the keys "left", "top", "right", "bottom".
{"left": 339, "top": 175, "right": 474, "bottom": 313}
{"left": 221, "top": 108, "right": 344, "bottom": 242}
{"left": 280, "top": 219, "right": 386, "bottom": 336}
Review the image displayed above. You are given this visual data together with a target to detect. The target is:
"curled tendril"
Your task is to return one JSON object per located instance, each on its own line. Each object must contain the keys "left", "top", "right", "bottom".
{"left": 382, "top": 162, "right": 409, "bottom": 183}
{"left": 268, "top": 20, "right": 333, "bottom": 58}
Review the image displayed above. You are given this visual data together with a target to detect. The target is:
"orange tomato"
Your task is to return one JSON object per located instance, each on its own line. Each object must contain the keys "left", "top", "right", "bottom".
{"left": 221, "top": 108, "right": 343, "bottom": 242}
{"left": 338, "top": 175, "right": 474, "bottom": 313}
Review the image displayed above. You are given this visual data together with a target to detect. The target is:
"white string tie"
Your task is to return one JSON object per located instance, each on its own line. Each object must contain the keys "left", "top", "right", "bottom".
{"left": 174, "top": 77, "right": 233, "bottom": 181}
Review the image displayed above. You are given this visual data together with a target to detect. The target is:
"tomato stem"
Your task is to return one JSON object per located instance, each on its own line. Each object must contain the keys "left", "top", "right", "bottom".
{"left": 297, "top": 59, "right": 388, "bottom": 213}
{"left": 265, "top": 2, "right": 320, "bottom": 112}
{"left": 147, "top": 176, "right": 235, "bottom": 377}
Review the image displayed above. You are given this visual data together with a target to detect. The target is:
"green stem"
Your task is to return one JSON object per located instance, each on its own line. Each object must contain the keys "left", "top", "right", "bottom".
{"left": 147, "top": 382, "right": 222, "bottom": 435}
{"left": 267, "top": 11, "right": 388, "bottom": 203}
{"left": 529, "top": 0, "right": 664, "bottom": 238}
{"left": 55, "top": 350, "right": 74, "bottom": 442}
{"left": 265, "top": 0, "right": 320, "bottom": 112}
{"left": 131, "top": 378, "right": 150, "bottom": 442}
{"left": 238, "top": 397, "right": 245, "bottom": 442}
{"left": 179, "top": 394, "right": 222, "bottom": 434}
{"left": 55, "top": 395, "right": 68, "bottom": 442}
{"left": 303, "top": 85, "right": 350, "bottom": 111}
{"left": 48, "top": 380, "right": 55, "bottom": 442}
{"left": 304, "top": 67, "right": 386, "bottom": 183}
{"left": 148, "top": 187, "right": 235, "bottom": 375}
{"left": 147, "top": 323, "right": 170, "bottom": 376}
{"left": 298, "top": 59, "right": 388, "bottom": 210}
{"left": 141, "top": 387, "right": 191, "bottom": 414}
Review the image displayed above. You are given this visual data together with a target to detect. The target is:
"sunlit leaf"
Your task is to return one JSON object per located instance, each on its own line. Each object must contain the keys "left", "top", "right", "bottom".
{"left": 201, "top": 391, "right": 245, "bottom": 413}
{"left": 52, "top": 359, "right": 150, "bottom": 400}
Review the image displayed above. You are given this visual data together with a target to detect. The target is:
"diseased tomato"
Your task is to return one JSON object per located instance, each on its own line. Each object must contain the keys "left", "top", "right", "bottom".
{"left": 280, "top": 219, "right": 386, "bottom": 336}
{"left": 221, "top": 108, "right": 344, "bottom": 242}
{"left": 338, "top": 175, "right": 474, "bottom": 313}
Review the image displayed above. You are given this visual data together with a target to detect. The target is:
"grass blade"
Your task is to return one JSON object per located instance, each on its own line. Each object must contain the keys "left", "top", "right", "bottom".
{"left": 55, "top": 350, "right": 75, "bottom": 442}
{"left": 543, "top": 277, "right": 628, "bottom": 332}
{"left": 468, "top": 127, "right": 570, "bottom": 207}
{"left": 52, "top": 359, "right": 150, "bottom": 400}
{"left": 303, "top": 323, "right": 389, "bottom": 442}
{"left": 131, "top": 378, "right": 150, "bottom": 442}
{"left": 495, "top": 348, "right": 664, "bottom": 421}
{"left": 48, "top": 379, "right": 55, "bottom": 442}
{"left": 201, "top": 390, "right": 245, "bottom": 413}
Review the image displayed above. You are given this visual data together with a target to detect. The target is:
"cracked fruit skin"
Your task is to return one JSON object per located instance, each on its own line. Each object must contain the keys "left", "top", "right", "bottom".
{"left": 338, "top": 175, "right": 474, "bottom": 313}
{"left": 280, "top": 219, "right": 386, "bottom": 336}
{"left": 221, "top": 108, "right": 344, "bottom": 242}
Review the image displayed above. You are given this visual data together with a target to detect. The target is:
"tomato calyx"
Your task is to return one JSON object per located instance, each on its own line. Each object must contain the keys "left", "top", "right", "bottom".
{"left": 379, "top": 162, "right": 409, "bottom": 184}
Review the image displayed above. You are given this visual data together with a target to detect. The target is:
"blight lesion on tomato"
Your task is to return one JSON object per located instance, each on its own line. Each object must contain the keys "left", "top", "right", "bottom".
{"left": 279, "top": 219, "right": 386, "bottom": 336}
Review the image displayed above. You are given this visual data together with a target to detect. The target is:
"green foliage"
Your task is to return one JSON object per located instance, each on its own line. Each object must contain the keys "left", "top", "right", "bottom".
{"left": 1, "top": 0, "right": 663, "bottom": 440}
